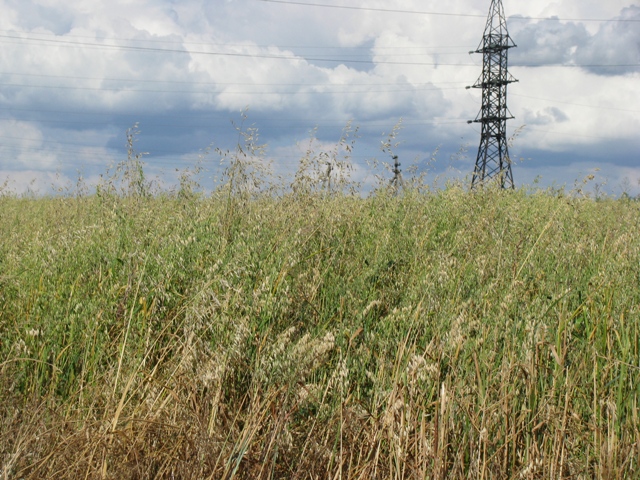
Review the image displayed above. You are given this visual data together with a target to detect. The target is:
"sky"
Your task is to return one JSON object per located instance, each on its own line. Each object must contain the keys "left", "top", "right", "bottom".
{"left": 0, "top": 0, "right": 638, "bottom": 196}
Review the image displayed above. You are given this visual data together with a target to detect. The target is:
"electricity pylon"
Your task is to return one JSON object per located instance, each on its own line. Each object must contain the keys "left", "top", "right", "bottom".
{"left": 467, "top": 0, "right": 518, "bottom": 189}
{"left": 389, "top": 155, "right": 404, "bottom": 194}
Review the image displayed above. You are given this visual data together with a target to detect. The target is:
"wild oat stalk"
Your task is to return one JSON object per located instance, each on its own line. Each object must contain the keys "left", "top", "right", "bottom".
{"left": 1, "top": 141, "right": 639, "bottom": 479}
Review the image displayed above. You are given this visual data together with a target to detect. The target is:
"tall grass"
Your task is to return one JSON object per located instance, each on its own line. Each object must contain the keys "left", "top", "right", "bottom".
{"left": 1, "top": 133, "right": 639, "bottom": 478}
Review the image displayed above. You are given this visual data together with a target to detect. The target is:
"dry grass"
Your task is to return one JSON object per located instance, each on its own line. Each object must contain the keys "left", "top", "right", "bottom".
{"left": 1, "top": 139, "right": 639, "bottom": 478}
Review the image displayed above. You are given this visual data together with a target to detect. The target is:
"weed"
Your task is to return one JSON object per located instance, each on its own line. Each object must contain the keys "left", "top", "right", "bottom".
{"left": 1, "top": 128, "right": 639, "bottom": 479}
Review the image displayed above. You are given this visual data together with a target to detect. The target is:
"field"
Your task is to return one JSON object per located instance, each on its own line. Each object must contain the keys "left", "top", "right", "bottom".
{"left": 1, "top": 153, "right": 639, "bottom": 478}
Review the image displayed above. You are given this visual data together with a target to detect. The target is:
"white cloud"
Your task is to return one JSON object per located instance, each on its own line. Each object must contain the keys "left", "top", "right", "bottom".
{"left": 575, "top": 5, "right": 640, "bottom": 76}
{"left": 0, "top": 169, "right": 70, "bottom": 195}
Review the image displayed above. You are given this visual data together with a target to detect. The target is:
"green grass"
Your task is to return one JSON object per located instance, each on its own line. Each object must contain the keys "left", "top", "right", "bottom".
{"left": 1, "top": 182, "right": 639, "bottom": 478}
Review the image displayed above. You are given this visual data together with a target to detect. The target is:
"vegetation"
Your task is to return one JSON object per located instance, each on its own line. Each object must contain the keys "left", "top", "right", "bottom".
{"left": 1, "top": 131, "right": 639, "bottom": 479}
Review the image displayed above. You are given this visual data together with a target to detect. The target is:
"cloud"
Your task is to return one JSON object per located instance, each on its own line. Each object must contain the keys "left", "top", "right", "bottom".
{"left": 510, "top": 5, "right": 640, "bottom": 76}
{"left": 522, "top": 106, "right": 569, "bottom": 126}
{"left": 0, "top": 0, "right": 636, "bottom": 196}
{"left": 575, "top": 5, "right": 640, "bottom": 76}
{"left": 515, "top": 160, "right": 640, "bottom": 198}
{"left": 0, "top": 120, "right": 57, "bottom": 170}
{"left": 0, "top": 169, "right": 70, "bottom": 195}
{"left": 509, "top": 19, "right": 590, "bottom": 66}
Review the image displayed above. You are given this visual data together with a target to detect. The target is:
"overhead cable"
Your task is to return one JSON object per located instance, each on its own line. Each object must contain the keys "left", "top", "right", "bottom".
{"left": 255, "top": 0, "right": 640, "bottom": 23}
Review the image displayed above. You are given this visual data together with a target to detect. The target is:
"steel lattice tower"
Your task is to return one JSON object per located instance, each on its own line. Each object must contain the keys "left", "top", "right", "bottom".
{"left": 468, "top": 0, "right": 518, "bottom": 189}
{"left": 389, "top": 155, "right": 404, "bottom": 194}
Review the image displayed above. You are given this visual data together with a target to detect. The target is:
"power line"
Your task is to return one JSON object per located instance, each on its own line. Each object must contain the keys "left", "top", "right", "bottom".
{"left": 256, "top": 0, "right": 640, "bottom": 23}
{"left": 1, "top": 34, "right": 636, "bottom": 69}
{"left": 0, "top": 92, "right": 640, "bottom": 128}
{"left": 0, "top": 115, "right": 467, "bottom": 132}
{"left": 0, "top": 104, "right": 468, "bottom": 127}
{"left": 2, "top": 125, "right": 631, "bottom": 168}
{"left": 256, "top": 0, "right": 487, "bottom": 18}
{"left": 0, "top": 71, "right": 468, "bottom": 89}
{"left": 0, "top": 81, "right": 464, "bottom": 95}
{"left": 0, "top": 29, "right": 470, "bottom": 52}
{"left": 0, "top": 136, "right": 429, "bottom": 167}
{"left": 0, "top": 34, "right": 483, "bottom": 66}
{"left": 523, "top": 127, "right": 639, "bottom": 142}
{"left": 511, "top": 93, "right": 640, "bottom": 113}
{"left": 510, "top": 62, "right": 639, "bottom": 69}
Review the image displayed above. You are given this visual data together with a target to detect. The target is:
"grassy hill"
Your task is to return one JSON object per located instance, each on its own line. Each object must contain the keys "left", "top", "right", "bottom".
{"left": 1, "top": 183, "right": 639, "bottom": 478}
